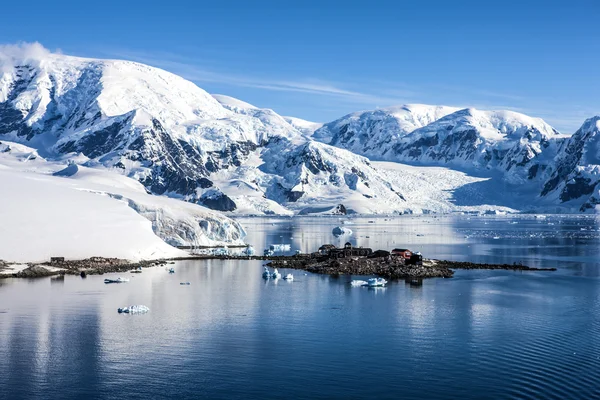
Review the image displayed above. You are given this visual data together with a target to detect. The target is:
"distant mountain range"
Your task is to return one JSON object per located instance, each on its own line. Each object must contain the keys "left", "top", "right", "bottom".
{"left": 1, "top": 52, "right": 599, "bottom": 215}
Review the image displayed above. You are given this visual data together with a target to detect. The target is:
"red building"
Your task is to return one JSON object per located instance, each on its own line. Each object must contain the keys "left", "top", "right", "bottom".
{"left": 391, "top": 248, "right": 412, "bottom": 260}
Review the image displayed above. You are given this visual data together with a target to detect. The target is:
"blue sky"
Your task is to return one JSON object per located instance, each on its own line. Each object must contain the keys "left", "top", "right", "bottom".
{"left": 1, "top": 0, "right": 598, "bottom": 132}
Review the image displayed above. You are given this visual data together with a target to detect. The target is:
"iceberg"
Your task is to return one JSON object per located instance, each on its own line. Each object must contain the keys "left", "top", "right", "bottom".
{"left": 262, "top": 266, "right": 271, "bottom": 279}
{"left": 118, "top": 305, "right": 149, "bottom": 314}
{"left": 332, "top": 226, "right": 353, "bottom": 236}
{"left": 367, "top": 278, "right": 387, "bottom": 287}
{"left": 104, "top": 277, "right": 129, "bottom": 284}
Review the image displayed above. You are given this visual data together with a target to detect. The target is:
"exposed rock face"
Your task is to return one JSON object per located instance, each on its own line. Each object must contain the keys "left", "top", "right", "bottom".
{"left": 332, "top": 204, "right": 347, "bottom": 215}
{"left": 199, "top": 189, "right": 237, "bottom": 212}
{"left": 540, "top": 117, "right": 600, "bottom": 211}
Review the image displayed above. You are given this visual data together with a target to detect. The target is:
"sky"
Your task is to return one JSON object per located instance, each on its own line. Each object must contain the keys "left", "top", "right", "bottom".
{"left": 0, "top": 0, "right": 598, "bottom": 132}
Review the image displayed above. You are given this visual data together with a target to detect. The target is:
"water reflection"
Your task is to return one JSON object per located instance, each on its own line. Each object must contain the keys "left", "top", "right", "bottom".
{"left": 1, "top": 216, "right": 600, "bottom": 399}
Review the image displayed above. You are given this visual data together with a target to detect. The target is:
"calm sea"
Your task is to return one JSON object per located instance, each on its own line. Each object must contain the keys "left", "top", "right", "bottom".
{"left": 1, "top": 215, "right": 599, "bottom": 399}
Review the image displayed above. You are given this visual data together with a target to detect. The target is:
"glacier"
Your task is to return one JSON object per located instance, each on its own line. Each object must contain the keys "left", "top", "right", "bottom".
{"left": 0, "top": 140, "right": 245, "bottom": 263}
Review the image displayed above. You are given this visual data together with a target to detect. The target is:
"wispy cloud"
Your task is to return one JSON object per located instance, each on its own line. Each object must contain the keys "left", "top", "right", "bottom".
{"left": 101, "top": 48, "right": 414, "bottom": 106}
{"left": 0, "top": 42, "right": 53, "bottom": 72}
{"left": 2, "top": 43, "right": 596, "bottom": 132}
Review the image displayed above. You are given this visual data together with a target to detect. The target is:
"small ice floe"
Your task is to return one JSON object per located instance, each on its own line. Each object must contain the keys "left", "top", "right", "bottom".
{"left": 104, "top": 277, "right": 129, "bottom": 284}
{"left": 367, "top": 278, "right": 387, "bottom": 287}
{"left": 262, "top": 266, "right": 271, "bottom": 279}
{"left": 332, "top": 226, "right": 353, "bottom": 236}
{"left": 283, "top": 274, "right": 294, "bottom": 281}
{"left": 118, "top": 305, "right": 149, "bottom": 314}
{"left": 341, "top": 220, "right": 353, "bottom": 225}
{"left": 493, "top": 236, "right": 500, "bottom": 240}
{"left": 350, "top": 280, "right": 368, "bottom": 287}
{"left": 180, "top": 282, "right": 191, "bottom": 285}
{"left": 272, "top": 268, "right": 282, "bottom": 279}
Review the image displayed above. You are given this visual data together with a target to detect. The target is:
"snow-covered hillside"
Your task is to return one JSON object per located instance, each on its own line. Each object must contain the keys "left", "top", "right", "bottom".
{"left": 315, "top": 106, "right": 562, "bottom": 183}
{"left": 392, "top": 108, "right": 562, "bottom": 182}
{"left": 0, "top": 141, "right": 245, "bottom": 263}
{"left": 313, "top": 104, "right": 459, "bottom": 151}
{"left": 2, "top": 45, "right": 600, "bottom": 215}
{"left": 540, "top": 117, "right": 600, "bottom": 211}
{"left": 283, "top": 116, "right": 323, "bottom": 135}
{"left": 0, "top": 53, "right": 307, "bottom": 202}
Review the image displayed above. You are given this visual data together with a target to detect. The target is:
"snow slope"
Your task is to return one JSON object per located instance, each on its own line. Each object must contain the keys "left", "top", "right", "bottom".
{"left": 315, "top": 105, "right": 562, "bottom": 183}
{"left": 283, "top": 116, "right": 323, "bottom": 135}
{"left": 0, "top": 141, "right": 245, "bottom": 263}
{"left": 393, "top": 108, "right": 562, "bottom": 180}
{"left": 313, "top": 104, "right": 460, "bottom": 150}
{"left": 2, "top": 45, "right": 599, "bottom": 215}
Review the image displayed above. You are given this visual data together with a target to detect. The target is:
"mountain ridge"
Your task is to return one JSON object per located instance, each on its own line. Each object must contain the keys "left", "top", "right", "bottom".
{"left": 1, "top": 49, "right": 599, "bottom": 214}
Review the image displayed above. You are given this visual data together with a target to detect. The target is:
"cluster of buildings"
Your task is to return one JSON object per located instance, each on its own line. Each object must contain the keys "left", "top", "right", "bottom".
{"left": 315, "top": 242, "right": 423, "bottom": 265}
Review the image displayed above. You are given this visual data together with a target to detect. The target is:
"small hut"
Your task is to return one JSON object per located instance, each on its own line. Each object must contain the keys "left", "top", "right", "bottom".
{"left": 391, "top": 248, "right": 413, "bottom": 260}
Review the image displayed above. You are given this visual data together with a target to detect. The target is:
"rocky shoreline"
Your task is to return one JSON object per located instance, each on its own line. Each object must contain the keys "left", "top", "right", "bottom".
{"left": 0, "top": 254, "right": 556, "bottom": 280}
{"left": 0, "top": 257, "right": 172, "bottom": 279}
{"left": 429, "top": 259, "right": 557, "bottom": 272}
{"left": 267, "top": 257, "right": 556, "bottom": 280}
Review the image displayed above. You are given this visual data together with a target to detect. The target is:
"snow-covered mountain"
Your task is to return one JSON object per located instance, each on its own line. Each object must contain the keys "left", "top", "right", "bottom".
{"left": 2, "top": 46, "right": 600, "bottom": 215}
{"left": 540, "top": 117, "right": 600, "bottom": 211}
{"left": 315, "top": 106, "right": 563, "bottom": 183}
{"left": 313, "top": 104, "right": 459, "bottom": 152}
{"left": 0, "top": 51, "right": 415, "bottom": 215}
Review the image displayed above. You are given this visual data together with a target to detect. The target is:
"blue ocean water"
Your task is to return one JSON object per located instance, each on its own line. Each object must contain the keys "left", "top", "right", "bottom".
{"left": 1, "top": 216, "right": 600, "bottom": 399}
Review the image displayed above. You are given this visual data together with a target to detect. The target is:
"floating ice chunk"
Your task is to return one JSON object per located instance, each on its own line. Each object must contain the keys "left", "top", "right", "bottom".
{"left": 332, "top": 226, "right": 353, "bottom": 236}
{"left": 104, "top": 277, "right": 129, "bottom": 283}
{"left": 269, "top": 244, "right": 291, "bottom": 252}
{"left": 350, "top": 280, "right": 368, "bottom": 287}
{"left": 367, "top": 278, "right": 387, "bottom": 287}
{"left": 118, "top": 305, "right": 149, "bottom": 314}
